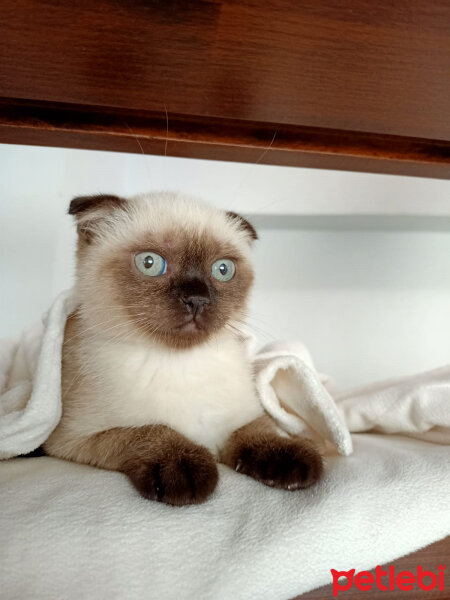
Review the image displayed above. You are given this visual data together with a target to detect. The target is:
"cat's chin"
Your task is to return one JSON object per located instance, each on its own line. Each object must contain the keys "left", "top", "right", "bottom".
{"left": 150, "top": 319, "right": 214, "bottom": 350}
{"left": 177, "top": 319, "right": 203, "bottom": 334}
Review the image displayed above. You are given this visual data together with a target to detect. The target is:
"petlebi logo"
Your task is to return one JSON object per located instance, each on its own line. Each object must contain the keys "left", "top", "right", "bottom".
{"left": 330, "top": 564, "right": 446, "bottom": 597}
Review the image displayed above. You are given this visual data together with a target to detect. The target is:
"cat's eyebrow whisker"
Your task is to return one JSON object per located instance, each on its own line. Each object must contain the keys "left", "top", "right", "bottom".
{"left": 229, "top": 129, "right": 278, "bottom": 212}
{"left": 164, "top": 104, "right": 169, "bottom": 158}
{"left": 253, "top": 130, "right": 278, "bottom": 167}
{"left": 123, "top": 120, "right": 154, "bottom": 189}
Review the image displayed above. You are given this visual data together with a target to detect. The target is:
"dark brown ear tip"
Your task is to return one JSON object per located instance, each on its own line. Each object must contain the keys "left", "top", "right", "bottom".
{"left": 226, "top": 211, "right": 258, "bottom": 241}
{"left": 247, "top": 225, "right": 258, "bottom": 241}
{"left": 68, "top": 196, "right": 88, "bottom": 215}
{"left": 68, "top": 194, "right": 125, "bottom": 216}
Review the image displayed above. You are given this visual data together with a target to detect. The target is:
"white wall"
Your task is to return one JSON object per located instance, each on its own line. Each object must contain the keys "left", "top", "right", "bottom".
{"left": 1, "top": 143, "right": 449, "bottom": 388}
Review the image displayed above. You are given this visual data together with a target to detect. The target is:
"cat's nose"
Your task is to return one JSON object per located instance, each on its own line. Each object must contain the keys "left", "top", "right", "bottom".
{"left": 181, "top": 295, "right": 210, "bottom": 316}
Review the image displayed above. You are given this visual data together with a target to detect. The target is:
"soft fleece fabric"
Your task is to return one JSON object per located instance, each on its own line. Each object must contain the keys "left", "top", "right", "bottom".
{"left": 1, "top": 291, "right": 449, "bottom": 599}
{"left": 0, "top": 291, "right": 351, "bottom": 460}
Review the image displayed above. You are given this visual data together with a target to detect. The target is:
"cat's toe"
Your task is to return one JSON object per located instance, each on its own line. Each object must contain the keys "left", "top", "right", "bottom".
{"left": 236, "top": 437, "right": 323, "bottom": 490}
{"left": 126, "top": 445, "right": 219, "bottom": 505}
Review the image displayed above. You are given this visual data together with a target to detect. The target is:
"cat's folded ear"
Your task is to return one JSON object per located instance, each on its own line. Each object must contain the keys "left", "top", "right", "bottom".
{"left": 226, "top": 211, "right": 258, "bottom": 243}
{"left": 69, "top": 194, "right": 128, "bottom": 243}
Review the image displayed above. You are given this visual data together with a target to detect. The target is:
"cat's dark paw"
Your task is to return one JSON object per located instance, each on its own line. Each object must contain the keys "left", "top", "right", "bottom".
{"left": 234, "top": 437, "right": 323, "bottom": 490}
{"left": 125, "top": 443, "right": 219, "bottom": 506}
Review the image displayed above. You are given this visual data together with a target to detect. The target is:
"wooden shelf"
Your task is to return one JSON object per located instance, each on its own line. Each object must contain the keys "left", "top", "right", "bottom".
{"left": 1, "top": 1, "right": 450, "bottom": 178}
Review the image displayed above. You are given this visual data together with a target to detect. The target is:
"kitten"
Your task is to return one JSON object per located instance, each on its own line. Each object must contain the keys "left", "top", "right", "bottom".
{"left": 44, "top": 192, "right": 323, "bottom": 505}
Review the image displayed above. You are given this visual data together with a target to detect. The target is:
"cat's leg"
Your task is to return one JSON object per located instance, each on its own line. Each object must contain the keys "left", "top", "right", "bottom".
{"left": 219, "top": 415, "right": 323, "bottom": 490}
{"left": 44, "top": 424, "right": 218, "bottom": 506}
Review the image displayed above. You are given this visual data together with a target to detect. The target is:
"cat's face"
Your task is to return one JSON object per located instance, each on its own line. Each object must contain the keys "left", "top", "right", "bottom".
{"left": 71, "top": 193, "right": 257, "bottom": 349}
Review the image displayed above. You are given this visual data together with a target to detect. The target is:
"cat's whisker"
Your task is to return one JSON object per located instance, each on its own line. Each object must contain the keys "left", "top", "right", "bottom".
{"left": 224, "top": 322, "right": 246, "bottom": 340}
{"left": 229, "top": 130, "right": 278, "bottom": 212}
{"left": 64, "top": 312, "right": 149, "bottom": 345}
{"left": 164, "top": 104, "right": 169, "bottom": 158}
{"left": 85, "top": 302, "right": 156, "bottom": 311}
{"left": 231, "top": 317, "right": 277, "bottom": 343}
{"left": 123, "top": 120, "right": 154, "bottom": 189}
{"left": 64, "top": 317, "right": 127, "bottom": 345}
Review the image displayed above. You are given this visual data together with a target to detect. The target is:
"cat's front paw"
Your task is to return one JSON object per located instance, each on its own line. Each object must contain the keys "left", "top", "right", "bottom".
{"left": 126, "top": 444, "right": 219, "bottom": 506}
{"left": 235, "top": 437, "right": 323, "bottom": 490}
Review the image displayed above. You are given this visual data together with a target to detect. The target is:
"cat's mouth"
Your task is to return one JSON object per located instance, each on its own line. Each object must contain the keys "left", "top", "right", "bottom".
{"left": 176, "top": 316, "right": 205, "bottom": 334}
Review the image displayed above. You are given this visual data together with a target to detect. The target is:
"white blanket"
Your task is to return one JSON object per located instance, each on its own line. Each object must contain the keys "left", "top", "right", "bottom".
{"left": 1, "top": 291, "right": 449, "bottom": 599}
{"left": 0, "top": 290, "right": 352, "bottom": 460}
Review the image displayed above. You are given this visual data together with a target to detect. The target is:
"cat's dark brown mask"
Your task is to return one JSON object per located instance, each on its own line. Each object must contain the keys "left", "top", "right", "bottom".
{"left": 70, "top": 193, "right": 257, "bottom": 349}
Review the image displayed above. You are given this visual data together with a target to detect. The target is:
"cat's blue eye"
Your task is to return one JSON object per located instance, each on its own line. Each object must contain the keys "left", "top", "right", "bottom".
{"left": 134, "top": 252, "right": 167, "bottom": 277}
{"left": 211, "top": 259, "right": 235, "bottom": 282}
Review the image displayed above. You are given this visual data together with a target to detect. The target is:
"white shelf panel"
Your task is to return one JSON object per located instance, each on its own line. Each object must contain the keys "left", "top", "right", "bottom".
{"left": 1, "top": 143, "right": 450, "bottom": 218}
{"left": 247, "top": 214, "right": 450, "bottom": 231}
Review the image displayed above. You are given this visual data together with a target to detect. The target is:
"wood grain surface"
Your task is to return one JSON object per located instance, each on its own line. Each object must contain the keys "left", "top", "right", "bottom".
{"left": 1, "top": 97, "right": 450, "bottom": 178}
{"left": 1, "top": 1, "right": 450, "bottom": 176}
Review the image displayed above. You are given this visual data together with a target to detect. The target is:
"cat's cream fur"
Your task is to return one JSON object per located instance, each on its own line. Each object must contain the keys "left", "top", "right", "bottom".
{"left": 44, "top": 192, "right": 323, "bottom": 505}
{"left": 51, "top": 323, "right": 263, "bottom": 455}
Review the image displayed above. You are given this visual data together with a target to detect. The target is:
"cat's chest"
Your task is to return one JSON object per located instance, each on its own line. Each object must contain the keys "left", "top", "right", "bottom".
{"left": 90, "top": 336, "right": 262, "bottom": 451}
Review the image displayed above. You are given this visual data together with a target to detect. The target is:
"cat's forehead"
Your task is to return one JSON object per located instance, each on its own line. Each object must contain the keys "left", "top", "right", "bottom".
{"left": 111, "top": 193, "right": 253, "bottom": 257}
{"left": 130, "top": 226, "right": 241, "bottom": 262}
